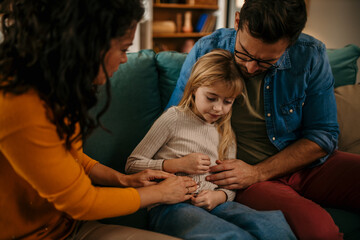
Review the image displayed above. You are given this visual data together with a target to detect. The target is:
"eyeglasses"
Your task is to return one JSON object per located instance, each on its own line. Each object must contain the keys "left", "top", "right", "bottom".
{"left": 234, "top": 30, "right": 281, "bottom": 70}
{"left": 234, "top": 49, "right": 279, "bottom": 69}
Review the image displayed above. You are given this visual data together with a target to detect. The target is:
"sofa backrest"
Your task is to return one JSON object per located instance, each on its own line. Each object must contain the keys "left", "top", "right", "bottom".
{"left": 84, "top": 45, "right": 360, "bottom": 172}
{"left": 84, "top": 50, "right": 187, "bottom": 172}
{"left": 84, "top": 50, "right": 161, "bottom": 172}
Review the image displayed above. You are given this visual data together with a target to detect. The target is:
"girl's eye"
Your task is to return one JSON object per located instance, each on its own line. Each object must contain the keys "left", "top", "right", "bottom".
{"left": 207, "top": 97, "right": 216, "bottom": 102}
{"left": 224, "top": 100, "right": 234, "bottom": 105}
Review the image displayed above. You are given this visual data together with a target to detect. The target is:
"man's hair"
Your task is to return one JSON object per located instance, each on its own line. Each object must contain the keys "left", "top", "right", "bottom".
{"left": 238, "top": 0, "right": 307, "bottom": 45}
{"left": 178, "top": 49, "right": 243, "bottom": 160}
{"left": 0, "top": 0, "right": 144, "bottom": 149}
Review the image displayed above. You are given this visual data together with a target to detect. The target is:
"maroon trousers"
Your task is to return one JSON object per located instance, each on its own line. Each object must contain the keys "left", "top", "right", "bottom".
{"left": 236, "top": 151, "right": 360, "bottom": 240}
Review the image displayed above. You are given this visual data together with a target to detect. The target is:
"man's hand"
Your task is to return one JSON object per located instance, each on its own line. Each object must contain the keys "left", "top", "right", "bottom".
{"left": 205, "top": 159, "right": 261, "bottom": 190}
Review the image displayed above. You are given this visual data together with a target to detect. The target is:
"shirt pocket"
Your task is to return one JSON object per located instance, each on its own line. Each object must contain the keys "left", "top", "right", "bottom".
{"left": 280, "top": 95, "right": 306, "bottom": 133}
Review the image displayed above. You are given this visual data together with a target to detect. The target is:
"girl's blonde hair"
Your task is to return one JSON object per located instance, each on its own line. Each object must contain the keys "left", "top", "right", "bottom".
{"left": 178, "top": 49, "right": 244, "bottom": 160}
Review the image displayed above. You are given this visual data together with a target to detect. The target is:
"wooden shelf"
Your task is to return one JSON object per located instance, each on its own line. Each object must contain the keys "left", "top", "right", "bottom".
{"left": 153, "top": 32, "right": 211, "bottom": 38}
{"left": 152, "top": 1, "right": 219, "bottom": 52}
{"left": 154, "top": 3, "right": 218, "bottom": 10}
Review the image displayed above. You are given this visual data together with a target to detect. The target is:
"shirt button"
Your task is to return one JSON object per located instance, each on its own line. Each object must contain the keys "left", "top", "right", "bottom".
{"left": 266, "top": 85, "right": 270, "bottom": 90}
{"left": 267, "top": 113, "right": 271, "bottom": 117}
{"left": 302, "top": 102, "right": 304, "bottom": 106}
{"left": 272, "top": 137, "right": 276, "bottom": 141}
{"left": 289, "top": 109, "right": 294, "bottom": 113}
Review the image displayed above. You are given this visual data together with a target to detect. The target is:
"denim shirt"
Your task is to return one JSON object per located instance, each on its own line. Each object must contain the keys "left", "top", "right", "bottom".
{"left": 166, "top": 28, "right": 339, "bottom": 165}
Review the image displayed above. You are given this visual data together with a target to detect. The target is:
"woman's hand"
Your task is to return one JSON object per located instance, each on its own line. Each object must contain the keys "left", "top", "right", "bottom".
{"left": 156, "top": 176, "right": 198, "bottom": 204}
{"left": 137, "top": 176, "right": 198, "bottom": 207}
{"left": 120, "top": 169, "right": 175, "bottom": 188}
{"left": 190, "top": 190, "right": 226, "bottom": 211}
{"left": 163, "top": 153, "right": 211, "bottom": 174}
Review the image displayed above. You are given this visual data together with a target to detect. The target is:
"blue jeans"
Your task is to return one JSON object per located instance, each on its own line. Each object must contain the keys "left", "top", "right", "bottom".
{"left": 149, "top": 202, "right": 296, "bottom": 240}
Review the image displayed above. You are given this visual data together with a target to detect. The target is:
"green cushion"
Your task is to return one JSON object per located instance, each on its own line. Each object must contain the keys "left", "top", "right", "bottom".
{"left": 84, "top": 49, "right": 162, "bottom": 228}
{"left": 84, "top": 49, "right": 161, "bottom": 172}
{"left": 326, "top": 208, "right": 360, "bottom": 240}
{"left": 327, "top": 44, "right": 360, "bottom": 88}
{"left": 156, "top": 51, "right": 187, "bottom": 109}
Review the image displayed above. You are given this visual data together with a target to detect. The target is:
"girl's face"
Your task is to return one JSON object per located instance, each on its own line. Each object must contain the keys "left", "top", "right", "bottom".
{"left": 193, "top": 81, "right": 237, "bottom": 124}
{"left": 94, "top": 24, "right": 137, "bottom": 85}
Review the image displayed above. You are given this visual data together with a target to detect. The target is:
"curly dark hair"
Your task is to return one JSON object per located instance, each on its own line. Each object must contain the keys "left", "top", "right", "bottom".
{"left": 239, "top": 0, "right": 307, "bottom": 45}
{"left": 0, "top": 0, "right": 144, "bottom": 149}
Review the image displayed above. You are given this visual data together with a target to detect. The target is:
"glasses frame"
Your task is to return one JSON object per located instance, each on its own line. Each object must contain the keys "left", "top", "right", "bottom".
{"left": 234, "top": 29, "right": 281, "bottom": 70}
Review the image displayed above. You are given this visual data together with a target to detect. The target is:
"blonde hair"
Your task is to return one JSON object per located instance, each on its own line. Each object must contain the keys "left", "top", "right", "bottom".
{"left": 178, "top": 49, "right": 244, "bottom": 160}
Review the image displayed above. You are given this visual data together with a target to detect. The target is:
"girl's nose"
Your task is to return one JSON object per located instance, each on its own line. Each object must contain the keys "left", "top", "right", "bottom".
{"left": 213, "top": 103, "right": 222, "bottom": 111}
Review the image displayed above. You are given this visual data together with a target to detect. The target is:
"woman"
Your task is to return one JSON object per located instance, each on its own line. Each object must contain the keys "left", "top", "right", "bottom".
{"left": 0, "top": 0, "right": 196, "bottom": 239}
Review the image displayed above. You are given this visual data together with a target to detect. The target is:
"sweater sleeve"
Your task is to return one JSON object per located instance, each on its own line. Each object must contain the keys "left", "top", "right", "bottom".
{"left": 216, "top": 139, "right": 237, "bottom": 201}
{"left": 125, "top": 108, "right": 177, "bottom": 174}
{"left": 0, "top": 91, "right": 141, "bottom": 220}
{"left": 79, "top": 150, "right": 99, "bottom": 175}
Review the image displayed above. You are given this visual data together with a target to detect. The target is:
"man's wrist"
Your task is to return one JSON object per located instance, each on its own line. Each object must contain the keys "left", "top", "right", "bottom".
{"left": 253, "top": 164, "right": 266, "bottom": 183}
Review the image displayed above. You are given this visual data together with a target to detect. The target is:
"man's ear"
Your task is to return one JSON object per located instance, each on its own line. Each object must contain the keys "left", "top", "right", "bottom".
{"left": 234, "top": 11, "right": 240, "bottom": 30}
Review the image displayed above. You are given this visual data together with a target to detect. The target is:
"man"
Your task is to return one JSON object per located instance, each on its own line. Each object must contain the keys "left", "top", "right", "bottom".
{"left": 166, "top": 0, "right": 360, "bottom": 239}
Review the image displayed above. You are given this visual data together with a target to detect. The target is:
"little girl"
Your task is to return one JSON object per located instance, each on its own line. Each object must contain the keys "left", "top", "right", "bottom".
{"left": 126, "top": 49, "right": 295, "bottom": 240}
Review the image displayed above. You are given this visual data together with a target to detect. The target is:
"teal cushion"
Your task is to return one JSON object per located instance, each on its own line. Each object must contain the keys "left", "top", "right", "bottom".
{"left": 84, "top": 49, "right": 161, "bottom": 229}
{"left": 326, "top": 208, "right": 360, "bottom": 240}
{"left": 156, "top": 51, "right": 187, "bottom": 109}
{"left": 327, "top": 44, "right": 360, "bottom": 88}
{"left": 84, "top": 49, "right": 161, "bottom": 173}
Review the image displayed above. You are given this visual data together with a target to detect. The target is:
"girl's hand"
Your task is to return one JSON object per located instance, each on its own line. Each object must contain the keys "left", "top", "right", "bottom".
{"left": 164, "top": 153, "right": 211, "bottom": 174}
{"left": 190, "top": 190, "right": 226, "bottom": 211}
{"left": 121, "top": 169, "right": 175, "bottom": 188}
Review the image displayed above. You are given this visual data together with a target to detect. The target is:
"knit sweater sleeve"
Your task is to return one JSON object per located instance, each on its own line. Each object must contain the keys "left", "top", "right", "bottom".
{"left": 0, "top": 91, "right": 140, "bottom": 220}
{"left": 125, "top": 107, "right": 177, "bottom": 174}
{"left": 216, "top": 139, "right": 237, "bottom": 201}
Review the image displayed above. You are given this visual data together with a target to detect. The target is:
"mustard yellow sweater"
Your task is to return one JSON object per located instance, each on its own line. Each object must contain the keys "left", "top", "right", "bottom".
{"left": 0, "top": 90, "right": 140, "bottom": 239}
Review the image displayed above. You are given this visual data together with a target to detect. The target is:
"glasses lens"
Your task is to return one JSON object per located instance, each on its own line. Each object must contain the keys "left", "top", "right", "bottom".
{"left": 235, "top": 51, "right": 250, "bottom": 61}
{"left": 235, "top": 50, "right": 277, "bottom": 69}
{"left": 257, "top": 61, "right": 274, "bottom": 69}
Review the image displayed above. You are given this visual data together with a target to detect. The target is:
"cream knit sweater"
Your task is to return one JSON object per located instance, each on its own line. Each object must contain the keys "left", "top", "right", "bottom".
{"left": 126, "top": 107, "right": 236, "bottom": 201}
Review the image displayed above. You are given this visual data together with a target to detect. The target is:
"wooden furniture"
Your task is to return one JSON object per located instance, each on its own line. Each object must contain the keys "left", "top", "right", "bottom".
{"left": 152, "top": 1, "right": 219, "bottom": 52}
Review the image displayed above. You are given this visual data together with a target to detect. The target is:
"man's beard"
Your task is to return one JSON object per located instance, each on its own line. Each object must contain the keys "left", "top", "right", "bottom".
{"left": 236, "top": 63, "right": 266, "bottom": 80}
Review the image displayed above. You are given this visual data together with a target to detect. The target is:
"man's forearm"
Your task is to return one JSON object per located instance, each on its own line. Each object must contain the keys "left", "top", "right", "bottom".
{"left": 255, "top": 138, "right": 328, "bottom": 182}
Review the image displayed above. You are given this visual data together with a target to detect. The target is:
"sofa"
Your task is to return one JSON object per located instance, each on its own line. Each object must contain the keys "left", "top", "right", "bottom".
{"left": 84, "top": 44, "right": 360, "bottom": 239}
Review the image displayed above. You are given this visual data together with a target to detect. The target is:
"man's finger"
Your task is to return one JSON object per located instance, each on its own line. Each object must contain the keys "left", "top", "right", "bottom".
{"left": 206, "top": 169, "right": 235, "bottom": 181}
{"left": 211, "top": 177, "right": 238, "bottom": 187}
{"left": 217, "top": 183, "right": 240, "bottom": 190}
{"left": 209, "top": 162, "right": 235, "bottom": 173}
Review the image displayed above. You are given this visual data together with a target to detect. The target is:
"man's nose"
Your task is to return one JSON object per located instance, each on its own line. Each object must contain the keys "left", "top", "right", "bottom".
{"left": 245, "top": 61, "right": 259, "bottom": 73}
